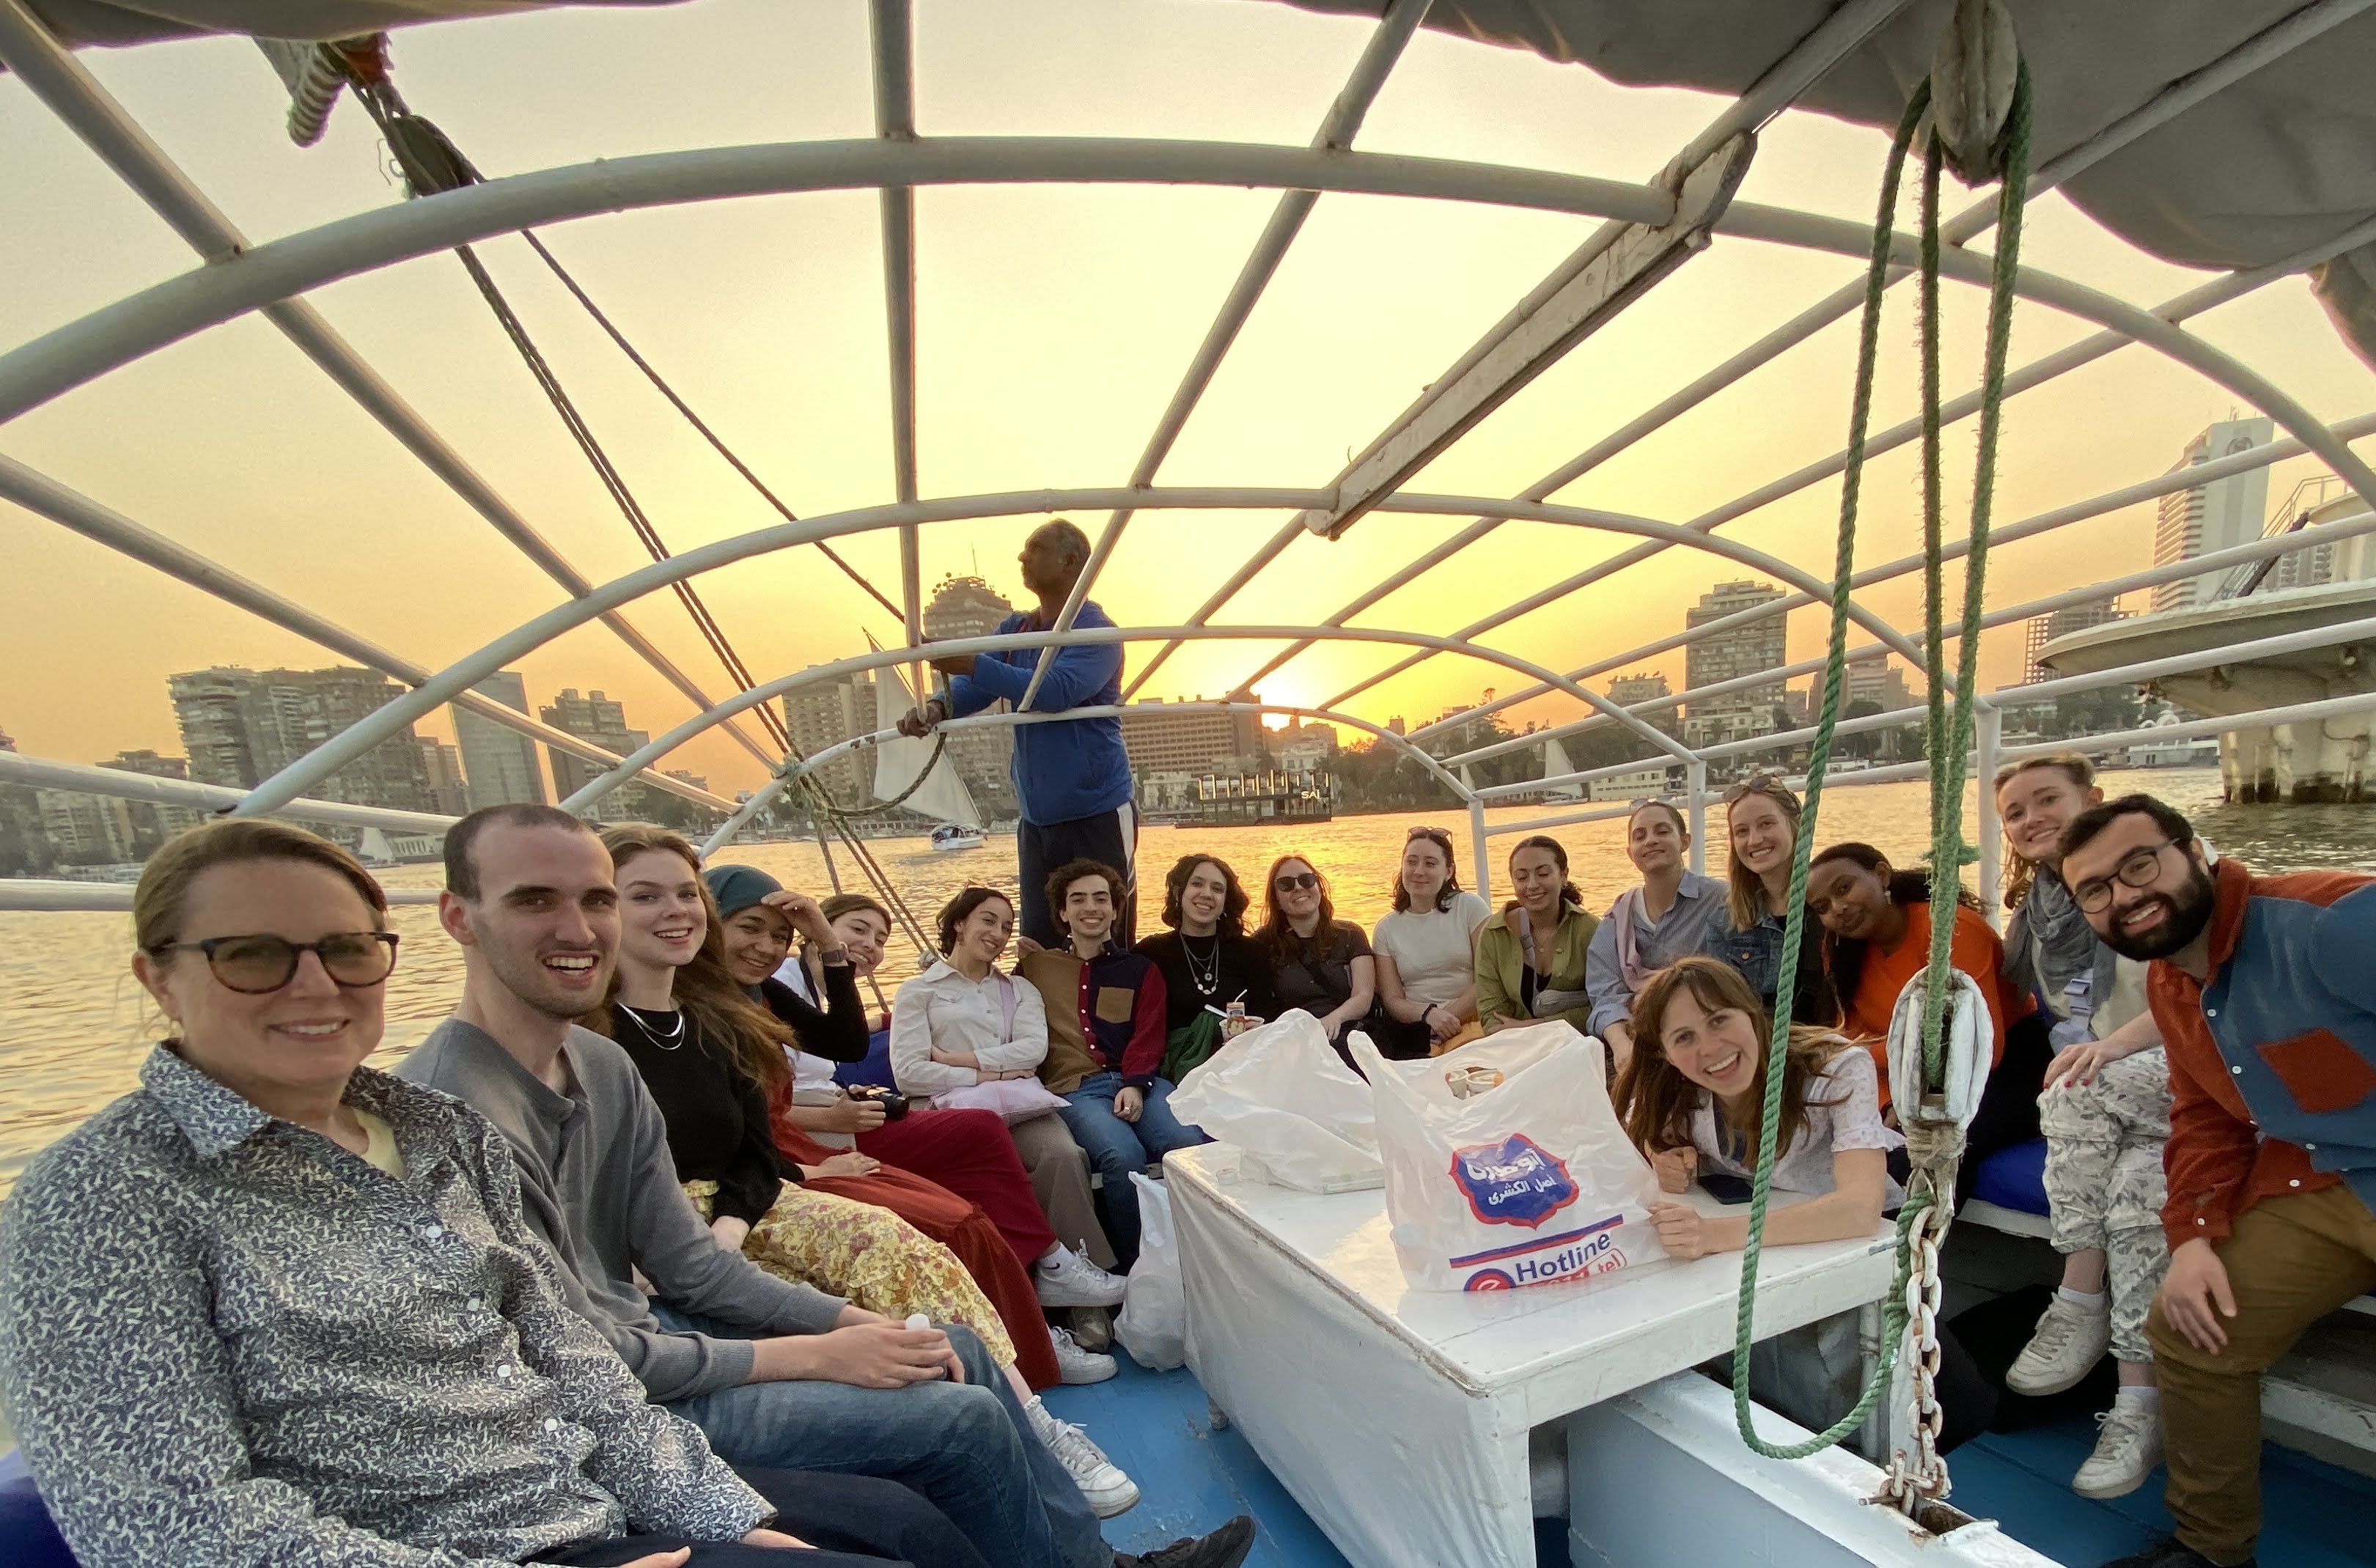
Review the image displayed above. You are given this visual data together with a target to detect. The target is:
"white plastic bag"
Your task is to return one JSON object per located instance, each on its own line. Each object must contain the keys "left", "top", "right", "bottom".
{"left": 1169, "top": 1010, "right": 1382, "bottom": 1192}
{"left": 1114, "top": 1172, "right": 1185, "bottom": 1370}
{"left": 1352, "top": 1021, "right": 1660, "bottom": 1292}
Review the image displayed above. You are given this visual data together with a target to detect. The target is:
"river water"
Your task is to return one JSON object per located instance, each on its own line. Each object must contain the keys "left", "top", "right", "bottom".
{"left": 4, "top": 767, "right": 2366, "bottom": 1197}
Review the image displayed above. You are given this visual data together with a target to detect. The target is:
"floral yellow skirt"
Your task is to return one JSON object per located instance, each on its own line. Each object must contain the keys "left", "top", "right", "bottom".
{"left": 683, "top": 1178, "right": 1017, "bottom": 1368}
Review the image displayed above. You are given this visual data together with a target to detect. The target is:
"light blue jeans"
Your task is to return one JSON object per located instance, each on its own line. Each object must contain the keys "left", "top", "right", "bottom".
{"left": 1057, "top": 1071, "right": 1206, "bottom": 1265}
{"left": 653, "top": 1309, "right": 1106, "bottom": 1568}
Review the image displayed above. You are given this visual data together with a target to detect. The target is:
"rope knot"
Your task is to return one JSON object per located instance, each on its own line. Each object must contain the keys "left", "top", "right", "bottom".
{"left": 1928, "top": 0, "right": 2020, "bottom": 184}
{"left": 1900, "top": 1117, "right": 1965, "bottom": 1175}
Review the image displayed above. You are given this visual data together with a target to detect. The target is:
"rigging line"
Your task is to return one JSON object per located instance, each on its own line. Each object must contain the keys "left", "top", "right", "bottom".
{"left": 514, "top": 229, "right": 907, "bottom": 623}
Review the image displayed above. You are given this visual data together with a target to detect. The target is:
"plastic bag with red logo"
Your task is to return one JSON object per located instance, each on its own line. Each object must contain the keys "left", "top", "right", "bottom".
{"left": 1349, "top": 1021, "right": 1660, "bottom": 1292}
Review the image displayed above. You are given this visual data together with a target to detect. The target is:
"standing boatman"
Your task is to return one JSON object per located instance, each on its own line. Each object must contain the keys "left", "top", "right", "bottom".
{"left": 900, "top": 518, "right": 1137, "bottom": 949}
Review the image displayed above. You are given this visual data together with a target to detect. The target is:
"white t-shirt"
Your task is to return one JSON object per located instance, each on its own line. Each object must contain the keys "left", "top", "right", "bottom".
{"left": 770, "top": 956, "right": 845, "bottom": 1094}
{"left": 1372, "top": 890, "right": 1491, "bottom": 1006}
{"left": 1688, "top": 1045, "right": 1904, "bottom": 1207}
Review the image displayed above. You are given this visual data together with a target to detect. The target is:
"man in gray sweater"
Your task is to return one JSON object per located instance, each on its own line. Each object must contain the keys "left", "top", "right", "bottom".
{"left": 396, "top": 805, "right": 1254, "bottom": 1568}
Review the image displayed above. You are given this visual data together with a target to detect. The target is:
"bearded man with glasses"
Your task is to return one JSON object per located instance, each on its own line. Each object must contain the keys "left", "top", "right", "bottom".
{"left": 2060, "top": 795, "right": 2376, "bottom": 1568}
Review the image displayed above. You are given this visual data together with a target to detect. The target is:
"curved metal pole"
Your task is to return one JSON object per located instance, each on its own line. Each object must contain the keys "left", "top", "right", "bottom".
{"left": 558, "top": 626, "right": 1635, "bottom": 817}
{"left": 697, "top": 696, "right": 1470, "bottom": 856}
{"left": 223, "top": 481, "right": 1954, "bottom": 819}
{"left": 2, "top": 139, "right": 2357, "bottom": 529}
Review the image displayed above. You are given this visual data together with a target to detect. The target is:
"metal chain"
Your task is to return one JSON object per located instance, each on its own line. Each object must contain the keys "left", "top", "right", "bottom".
{"left": 1878, "top": 1148, "right": 1959, "bottom": 1509}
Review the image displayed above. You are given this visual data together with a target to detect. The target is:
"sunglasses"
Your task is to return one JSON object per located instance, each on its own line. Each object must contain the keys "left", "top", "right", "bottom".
{"left": 1405, "top": 825, "right": 1452, "bottom": 843}
{"left": 148, "top": 931, "right": 400, "bottom": 995}
{"left": 1724, "top": 771, "right": 1793, "bottom": 805}
{"left": 1273, "top": 872, "right": 1320, "bottom": 893}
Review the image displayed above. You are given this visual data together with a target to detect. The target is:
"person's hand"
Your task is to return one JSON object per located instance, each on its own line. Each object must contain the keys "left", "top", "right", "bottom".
{"left": 1425, "top": 1004, "right": 1460, "bottom": 1043}
{"left": 741, "top": 1528, "right": 814, "bottom": 1549}
{"left": 620, "top": 1552, "right": 692, "bottom": 1568}
{"left": 2158, "top": 1237, "right": 2237, "bottom": 1354}
{"left": 762, "top": 888, "right": 836, "bottom": 946}
{"left": 813, "top": 1321, "right": 963, "bottom": 1388}
{"left": 823, "top": 1097, "right": 889, "bottom": 1134}
{"left": 927, "top": 652, "right": 977, "bottom": 677}
{"left": 995, "top": 1067, "right": 1041, "bottom": 1081}
{"left": 835, "top": 1304, "right": 889, "bottom": 1328}
{"left": 1489, "top": 1014, "right": 1524, "bottom": 1034}
{"left": 806, "top": 1152, "right": 880, "bottom": 1179}
{"left": 897, "top": 699, "right": 944, "bottom": 738}
{"left": 1648, "top": 1200, "right": 1721, "bottom": 1260}
{"left": 1014, "top": 934, "right": 1045, "bottom": 956}
{"left": 1115, "top": 1086, "right": 1145, "bottom": 1123}
{"left": 1650, "top": 1144, "right": 1699, "bottom": 1195}
{"left": 710, "top": 1215, "right": 751, "bottom": 1252}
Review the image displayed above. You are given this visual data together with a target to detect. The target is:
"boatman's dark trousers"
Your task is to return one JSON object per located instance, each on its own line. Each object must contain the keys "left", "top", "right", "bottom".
{"left": 1018, "top": 804, "right": 1137, "bottom": 950}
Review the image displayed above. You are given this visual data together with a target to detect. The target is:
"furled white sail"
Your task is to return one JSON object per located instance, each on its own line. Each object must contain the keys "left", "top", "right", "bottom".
{"left": 872, "top": 666, "right": 981, "bottom": 826}
{"left": 1540, "top": 737, "right": 1583, "bottom": 800}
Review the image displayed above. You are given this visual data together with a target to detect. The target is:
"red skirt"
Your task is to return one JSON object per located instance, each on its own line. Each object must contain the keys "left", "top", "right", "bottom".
{"left": 856, "top": 1105, "right": 1061, "bottom": 1267}
{"left": 769, "top": 1092, "right": 1060, "bottom": 1390}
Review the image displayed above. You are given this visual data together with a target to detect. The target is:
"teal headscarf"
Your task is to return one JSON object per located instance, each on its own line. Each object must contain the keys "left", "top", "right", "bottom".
{"left": 702, "top": 864, "right": 783, "bottom": 921}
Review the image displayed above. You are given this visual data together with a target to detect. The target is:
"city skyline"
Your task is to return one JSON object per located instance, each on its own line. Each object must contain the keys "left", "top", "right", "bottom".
{"left": 4, "top": 3, "right": 2368, "bottom": 800}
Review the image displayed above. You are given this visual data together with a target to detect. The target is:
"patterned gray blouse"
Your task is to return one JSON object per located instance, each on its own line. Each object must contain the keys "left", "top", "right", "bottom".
{"left": 0, "top": 1047, "right": 769, "bottom": 1567}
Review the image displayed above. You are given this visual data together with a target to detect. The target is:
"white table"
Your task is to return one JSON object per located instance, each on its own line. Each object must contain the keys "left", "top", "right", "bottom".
{"left": 1168, "top": 1144, "right": 1900, "bottom": 1568}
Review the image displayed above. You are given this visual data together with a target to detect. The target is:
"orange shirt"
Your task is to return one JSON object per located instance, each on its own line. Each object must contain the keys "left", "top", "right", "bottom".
{"left": 1842, "top": 899, "right": 2034, "bottom": 1109}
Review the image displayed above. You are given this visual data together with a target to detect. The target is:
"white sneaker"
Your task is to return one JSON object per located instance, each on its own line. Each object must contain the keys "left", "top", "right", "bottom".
{"left": 1036, "top": 1249, "right": 1128, "bottom": 1308}
{"left": 2006, "top": 1295, "right": 2111, "bottom": 1396}
{"left": 1026, "top": 1396, "right": 1140, "bottom": 1517}
{"left": 1051, "top": 1326, "right": 1118, "bottom": 1385}
{"left": 2072, "top": 1399, "right": 2163, "bottom": 1499}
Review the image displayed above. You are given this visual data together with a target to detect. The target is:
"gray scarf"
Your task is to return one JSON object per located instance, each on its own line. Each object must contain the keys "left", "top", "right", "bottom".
{"left": 2023, "top": 869, "right": 2100, "bottom": 998}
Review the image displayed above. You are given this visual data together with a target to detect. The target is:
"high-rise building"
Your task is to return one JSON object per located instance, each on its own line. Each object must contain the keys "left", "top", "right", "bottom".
{"left": 1682, "top": 581, "right": 1787, "bottom": 718}
{"left": 921, "top": 574, "right": 1021, "bottom": 821}
{"left": 2151, "top": 417, "right": 2275, "bottom": 612}
{"left": 168, "top": 665, "right": 435, "bottom": 811}
{"left": 2023, "top": 597, "right": 2127, "bottom": 683}
{"left": 417, "top": 737, "right": 470, "bottom": 817}
{"left": 1844, "top": 652, "right": 1917, "bottom": 713}
{"left": 784, "top": 671, "right": 878, "bottom": 808}
{"left": 1119, "top": 693, "right": 1263, "bottom": 779}
{"left": 102, "top": 749, "right": 205, "bottom": 847}
{"left": 541, "top": 688, "right": 650, "bottom": 822}
{"left": 34, "top": 787, "right": 134, "bottom": 863}
{"left": 452, "top": 671, "right": 548, "bottom": 810}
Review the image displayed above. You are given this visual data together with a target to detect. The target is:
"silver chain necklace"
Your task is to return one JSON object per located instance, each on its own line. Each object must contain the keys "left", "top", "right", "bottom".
{"left": 1182, "top": 932, "right": 1222, "bottom": 997}
{"left": 618, "top": 1002, "right": 686, "bottom": 1051}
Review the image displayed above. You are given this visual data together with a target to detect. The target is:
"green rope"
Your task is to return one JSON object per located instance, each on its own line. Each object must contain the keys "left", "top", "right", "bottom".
{"left": 1730, "top": 61, "right": 2034, "bottom": 1462}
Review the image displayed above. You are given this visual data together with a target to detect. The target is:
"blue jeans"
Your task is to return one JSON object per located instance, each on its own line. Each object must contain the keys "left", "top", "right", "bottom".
{"left": 653, "top": 1308, "right": 1107, "bottom": 1568}
{"left": 1056, "top": 1072, "right": 1206, "bottom": 1265}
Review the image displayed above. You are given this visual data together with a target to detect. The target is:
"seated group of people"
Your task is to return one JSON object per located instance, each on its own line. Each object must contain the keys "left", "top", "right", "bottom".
{"left": 0, "top": 805, "right": 1257, "bottom": 1568}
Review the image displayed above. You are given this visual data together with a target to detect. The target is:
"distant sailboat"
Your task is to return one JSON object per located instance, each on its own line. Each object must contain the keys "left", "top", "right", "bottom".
{"left": 869, "top": 650, "right": 984, "bottom": 844}
{"left": 1540, "top": 736, "right": 1584, "bottom": 801}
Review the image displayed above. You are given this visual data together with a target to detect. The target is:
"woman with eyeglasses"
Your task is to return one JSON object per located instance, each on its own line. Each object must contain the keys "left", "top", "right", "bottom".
{"left": 1473, "top": 836, "right": 1600, "bottom": 1042}
{"left": 1803, "top": 840, "right": 2049, "bottom": 1208}
{"left": 0, "top": 820, "right": 976, "bottom": 1568}
{"left": 1992, "top": 756, "right": 2171, "bottom": 1500}
{"left": 1699, "top": 775, "right": 1837, "bottom": 1026}
{"left": 1133, "top": 854, "right": 1278, "bottom": 1083}
{"left": 1256, "top": 855, "right": 1375, "bottom": 1062}
{"left": 1584, "top": 800, "right": 1726, "bottom": 1073}
{"left": 1371, "top": 825, "right": 1490, "bottom": 1056}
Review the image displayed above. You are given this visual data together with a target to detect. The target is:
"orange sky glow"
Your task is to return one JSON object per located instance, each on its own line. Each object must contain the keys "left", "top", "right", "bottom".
{"left": 4, "top": 0, "right": 2372, "bottom": 798}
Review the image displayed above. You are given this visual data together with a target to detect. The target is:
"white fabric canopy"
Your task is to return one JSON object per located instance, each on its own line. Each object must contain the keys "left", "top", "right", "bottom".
{"left": 1278, "top": 0, "right": 2376, "bottom": 368}
{"left": 18, "top": 0, "right": 672, "bottom": 49}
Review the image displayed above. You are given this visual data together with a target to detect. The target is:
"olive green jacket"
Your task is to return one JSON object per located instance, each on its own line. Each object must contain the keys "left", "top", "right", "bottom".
{"left": 1474, "top": 902, "right": 1601, "bottom": 1036}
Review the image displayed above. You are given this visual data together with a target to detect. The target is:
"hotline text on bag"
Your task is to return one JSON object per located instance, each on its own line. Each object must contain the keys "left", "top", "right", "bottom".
{"left": 1353, "top": 1021, "right": 1660, "bottom": 1292}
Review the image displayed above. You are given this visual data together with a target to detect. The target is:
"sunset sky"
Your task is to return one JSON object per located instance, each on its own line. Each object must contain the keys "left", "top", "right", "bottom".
{"left": 4, "top": 0, "right": 2372, "bottom": 797}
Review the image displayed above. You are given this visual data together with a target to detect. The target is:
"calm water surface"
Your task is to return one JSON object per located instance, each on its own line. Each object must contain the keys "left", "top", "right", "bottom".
{"left": 3, "top": 768, "right": 2362, "bottom": 1196}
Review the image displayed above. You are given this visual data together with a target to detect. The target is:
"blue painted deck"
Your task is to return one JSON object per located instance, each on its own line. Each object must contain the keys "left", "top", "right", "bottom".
{"left": 1045, "top": 1356, "right": 2376, "bottom": 1568}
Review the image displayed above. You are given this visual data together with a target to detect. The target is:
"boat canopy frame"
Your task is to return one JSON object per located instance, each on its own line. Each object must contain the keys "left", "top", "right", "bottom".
{"left": 3, "top": 0, "right": 2375, "bottom": 916}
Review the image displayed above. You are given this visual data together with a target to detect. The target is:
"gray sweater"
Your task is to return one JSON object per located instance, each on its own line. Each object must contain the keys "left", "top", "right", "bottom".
{"left": 397, "top": 1018, "right": 846, "bottom": 1403}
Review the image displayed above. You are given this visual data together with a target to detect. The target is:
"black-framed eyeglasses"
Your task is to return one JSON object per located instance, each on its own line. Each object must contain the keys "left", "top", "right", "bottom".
{"left": 147, "top": 931, "right": 400, "bottom": 994}
{"left": 2070, "top": 842, "right": 2176, "bottom": 914}
{"left": 1273, "top": 872, "right": 1320, "bottom": 893}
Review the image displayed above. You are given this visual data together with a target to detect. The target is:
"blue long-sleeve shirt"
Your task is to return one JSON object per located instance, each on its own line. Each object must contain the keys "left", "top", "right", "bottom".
{"left": 943, "top": 601, "right": 1133, "bottom": 825}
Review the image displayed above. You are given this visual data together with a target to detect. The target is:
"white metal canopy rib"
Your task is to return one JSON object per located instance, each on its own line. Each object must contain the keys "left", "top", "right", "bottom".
{"left": 1012, "top": 0, "right": 1432, "bottom": 715}
{"left": 871, "top": 0, "right": 924, "bottom": 667}
{"left": 0, "top": 451, "right": 739, "bottom": 811}
{"left": 217, "top": 482, "right": 1949, "bottom": 817}
{"left": 0, "top": 0, "right": 781, "bottom": 771}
